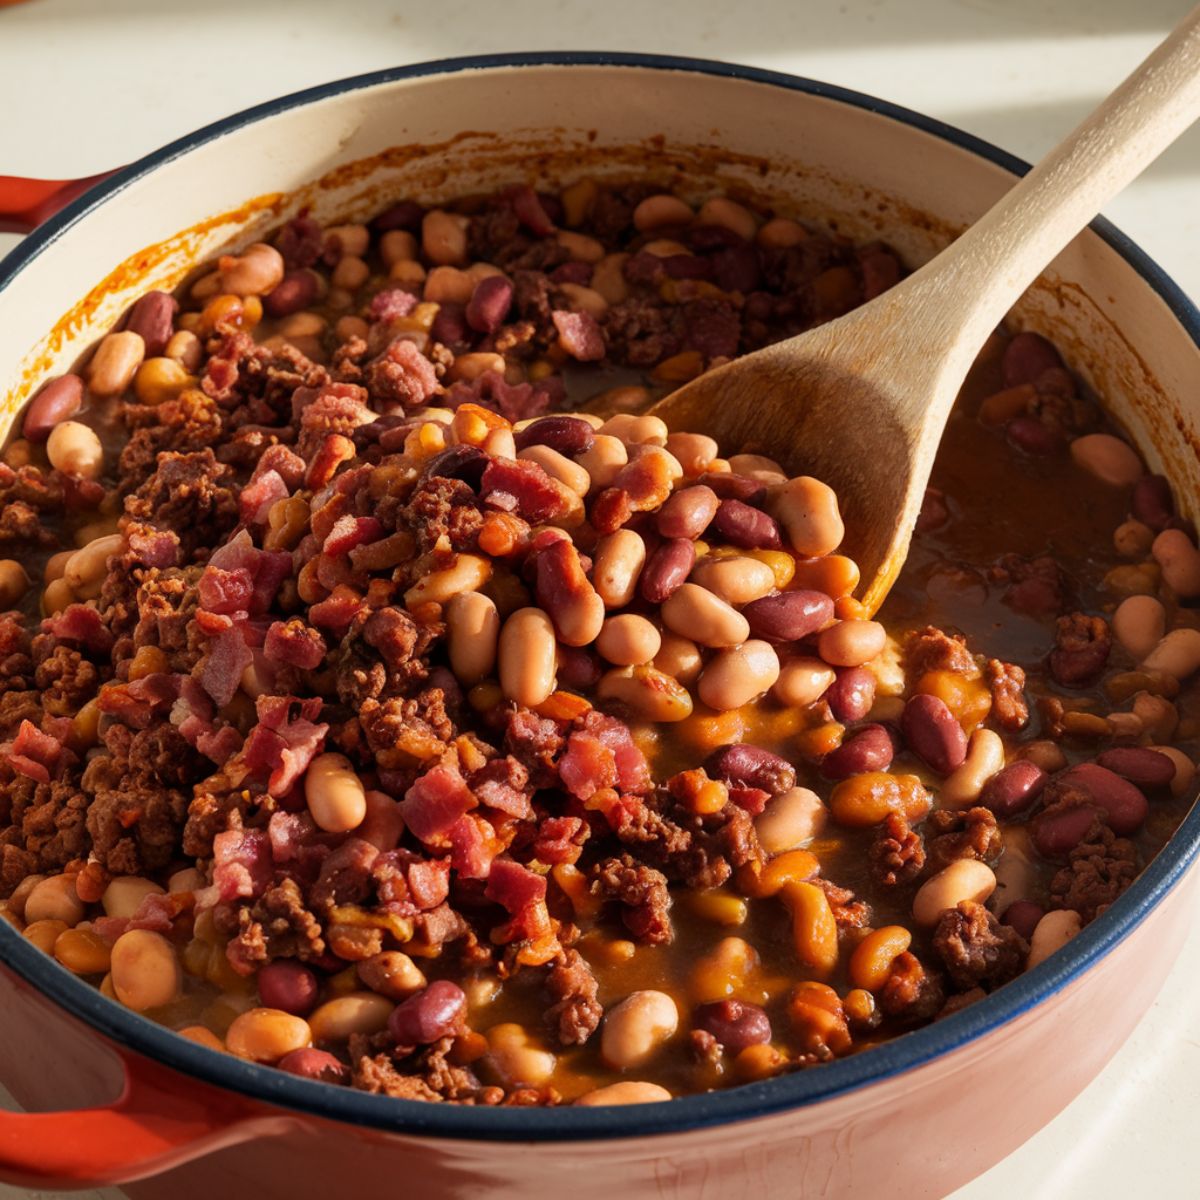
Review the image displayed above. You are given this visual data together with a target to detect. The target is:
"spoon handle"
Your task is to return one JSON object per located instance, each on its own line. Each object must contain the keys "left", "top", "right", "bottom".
{"left": 889, "top": 4, "right": 1200, "bottom": 403}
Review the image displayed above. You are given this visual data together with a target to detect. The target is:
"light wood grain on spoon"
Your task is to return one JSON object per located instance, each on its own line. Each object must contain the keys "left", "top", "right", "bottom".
{"left": 651, "top": 5, "right": 1200, "bottom": 615}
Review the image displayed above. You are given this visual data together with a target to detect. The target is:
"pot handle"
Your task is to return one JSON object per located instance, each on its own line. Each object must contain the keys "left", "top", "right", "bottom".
{"left": 0, "top": 172, "right": 116, "bottom": 235}
{"left": 0, "top": 1045, "right": 287, "bottom": 1188}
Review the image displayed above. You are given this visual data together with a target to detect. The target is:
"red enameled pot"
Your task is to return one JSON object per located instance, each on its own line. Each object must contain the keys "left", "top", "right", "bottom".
{"left": 0, "top": 53, "right": 1198, "bottom": 1199}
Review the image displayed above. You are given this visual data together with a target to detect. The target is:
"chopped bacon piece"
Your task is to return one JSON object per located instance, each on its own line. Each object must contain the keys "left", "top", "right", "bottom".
{"left": 480, "top": 458, "right": 567, "bottom": 523}
{"left": 41, "top": 603, "right": 113, "bottom": 655}
{"left": 552, "top": 310, "right": 605, "bottom": 362}
{"left": 485, "top": 858, "right": 548, "bottom": 913}
{"left": 308, "top": 585, "right": 365, "bottom": 637}
{"left": 3, "top": 720, "right": 63, "bottom": 783}
{"left": 198, "top": 565, "right": 254, "bottom": 615}
{"left": 446, "top": 814, "right": 498, "bottom": 880}
{"left": 323, "top": 515, "right": 383, "bottom": 557}
{"left": 126, "top": 527, "right": 180, "bottom": 568}
{"left": 239, "top": 468, "right": 289, "bottom": 525}
{"left": 368, "top": 288, "right": 419, "bottom": 323}
{"left": 263, "top": 619, "right": 327, "bottom": 671}
{"left": 558, "top": 732, "right": 618, "bottom": 800}
{"left": 532, "top": 816, "right": 587, "bottom": 865}
{"left": 199, "top": 625, "right": 253, "bottom": 707}
{"left": 401, "top": 765, "right": 477, "bottom": 842}
{"left": 241, "top": 696, "right": 328, "bottom": 797}
{"left": 211, "top": 829, "right": 273, "bottom": 902}
{"left": 251, "top": 443, "right": 306, "bottom": 489}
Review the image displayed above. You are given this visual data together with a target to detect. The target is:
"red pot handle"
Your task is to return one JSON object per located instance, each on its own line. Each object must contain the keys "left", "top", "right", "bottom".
{"left": 0, "top": 1044, "right": 288, "bottom": 1188}
{"left": 0, "top": 172, "right": 117, "bottom": 235}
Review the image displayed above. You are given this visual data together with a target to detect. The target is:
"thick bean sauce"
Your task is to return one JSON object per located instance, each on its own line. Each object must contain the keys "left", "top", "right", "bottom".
{"left": 0, "top": 182, "right": 1196, "bottom": 1106}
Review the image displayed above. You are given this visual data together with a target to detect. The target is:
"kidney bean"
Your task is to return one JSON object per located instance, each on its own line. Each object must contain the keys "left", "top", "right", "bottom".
{"left": 915, "top": 487, "right": 949, "bottom": 534}
{"left": 1057, "top": 763, "right": 1148, "bottom": 834}
{"left": 264, "top": 269, "right": 321, "bottom": 318}
{"left": 22, "top": 374, "right": 83, "bottom": 442}
{"left": 656, "top": 486, "right": 719, "bottom": 540}
{"left": 640, "top": 538, "right": 697, "bottom": 604}
{"left": 1001, "top": 900, "right": 1045, "bottom": 942}
{"left": 820, "top": 724, "right": 893, "bottom": 780}
{"left": 557, "top": 645, "right": 602, "bottom": 690}
{"left": 697, "top": 471, "right": 766, "bottom": 504}
{"left": 277, "top": 1048, "right": 348, "bottom": 1083}
{"left": 420, "top": 444, "right": 488, "bottom": 488}
{"left": 822, "top": 666, "right": 876, "bottom": 722}
{"left": 706, "top": 743, "right": 796, "bottom": 796}
{"left": 1006, "top": 415, "right": 1063, "bottom": 456}
{"left": 1131, "top": 474, "right": 1175, "bottom": 531}
{"left": 743, "top": 590, "right": 834, "bottom": 642}
{"left": 1095, "top": 746, "right": 1176, "bottom": 789}
{"left": 978, "top": 760, "right": 1047, "bottom": 817}
{"left": 388, "top": 980, "right": 466, "bottom": 1046}
{"left": 693, "top": 999, "right": 771, "bottom": 1053}
{"left": 257, "top": 959, "right": 319, "bottom": 1016}
{"left": 901, "top": 694, "right": 967, "bottom": 774}
{"left": 430, "top": 302, "right": 469, "bottom": 347}
{"left": 514, "top": 415, "right": 595, "bottom": 457}
{"left": 122, "top": 289, "right": 178, "bottom": 356}
{"left": 465, "top": 275, "right": 514, "bottom": 334}
{"left": 1031, "top": 803, "right": 1102, "bottom": 858}
{"left": 712, "top": 499, "right": 783, "bottom": 549}
{"left": 1002, "top": 331, "right": 1063, "bottom": 387}
{"left": 372, "top": 200, "right": 424, "bottom": 232}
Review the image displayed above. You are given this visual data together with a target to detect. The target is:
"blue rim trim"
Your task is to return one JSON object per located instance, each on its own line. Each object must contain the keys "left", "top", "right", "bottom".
{"left": 2, "top": 51, "right": 1199, "bottom": 1143}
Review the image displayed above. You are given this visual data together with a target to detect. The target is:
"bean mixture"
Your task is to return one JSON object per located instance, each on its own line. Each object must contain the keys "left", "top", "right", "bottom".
{"left": 0, "top": 181, "right": 1197, "bottom": 1107}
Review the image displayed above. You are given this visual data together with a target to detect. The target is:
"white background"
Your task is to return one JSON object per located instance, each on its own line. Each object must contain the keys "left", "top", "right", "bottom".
{"left": 2, "top": 1, "right": 1199, "bottom": 1196}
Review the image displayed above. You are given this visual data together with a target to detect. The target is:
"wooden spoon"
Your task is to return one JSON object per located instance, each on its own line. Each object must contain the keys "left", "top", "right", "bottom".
{"left": 650, "top": 5, "right": 1200, "bottom": 615}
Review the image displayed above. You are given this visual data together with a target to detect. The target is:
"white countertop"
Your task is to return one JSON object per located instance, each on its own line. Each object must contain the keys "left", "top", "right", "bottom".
{"left": 1, "top": 1, "right": 1199, "bottom": 1196}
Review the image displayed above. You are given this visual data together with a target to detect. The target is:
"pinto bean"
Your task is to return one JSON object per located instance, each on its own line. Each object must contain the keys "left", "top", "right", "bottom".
{"left": 421, "top": 211, "right": 469, "bottom": 265}
{"left": 743, "top": 590, "right": 834, "bottom": 642}
{"left": 23, "top": 374, "right": 83, "bottom": 441}
{"left": 310, "top": 993, "right": 395, "bottom": 1041}
{"left": 912, "top": 860, "right": 997, "bottom": 926}
{"left": 576, "top": 434, "right": 629, "bottom": 491}
{"left": 689, "top": 555, "right": 776, "bottom": 605}
{"left": 499, "top": 608, "right": 557, "bottom": 706}
{"left": 698, "top": 640, "right": 781, "bottom": 710}
{"left": 593, "top": 529, "right": 646, "bottom": 608}
{"left": 656, "top": 486, "right": 719, "bottom": 540}
{"left": 1027, "top": 909, "right": 1082, "bottom": 969}
{"left": 640, "top": 538, "right": 697, "bottom": 604}
{"left": 633, "top": 195, "right": 693, "bottom": 232}
{"left": 486, "top": 1023, "right": 557, "bottom": 1088}
{"left": 227, "top": 1008, "right": 312, "bottom": 1063}
{"left": 602, "top": 990, "right": 679, "bottom": 1069}
{"left": 1142, "top": 627, "right": 1200, "bottom": 681}
{"left": 596, "top": 666, "right": 694, "bottom": 721}
{"left": 755, "top": 787, "right": 826, "bottom": 853}
{"left": 100, "top": 876, "right": 163, "bottom": 920}
{"left": 357, "top": 951, "right": 427, "bottom": 1001}
{"left": 305, "top": 752, "right": 367, "bottom": 833}
{"left": 817, "top": 619, "right": 886, "bottom": 668}
{"left": 597, "top": 614, "right": 661, "bottom": 666}
{"left": 770, "top": 476, "right": 844, "bottom": 556}
{"left": 87, "top": 330, "right": 145, "bottom": 397}
{"left": 576, "top": 1081, "right": 673, "bottom": 1105}
{"left": 0, "top": 561, "right": 29, "bottom": 608}
{"left": 664, "top": 432, "right": 718, "bottom": 476}
{"left": 25, "top": 875, "right": 84, "bottom": 925}
{"left": 1145, "top": 745, "right": 1197, "bottom": 797}
{"left": 446, "top": 591, "right": 500, "bottom": 685}
{"left": 939, "top": 729, "right": 1005, "bottom": 809}
{"left": 901, "top": 694, "right": 967, "bottom": 774}
{"left": 772, "top": 657, "right": 837, "bottom": 708}
{"left": 653, "top": 631, "right": 703, "bottom": 685}
{"left": 1113, "top": 595, "right": 1166, "bottom": 661}
{"left": 661, "top": 583, "right": 750, "bottom": 648}
{"left": 1069, "top": 433, "right": 1142, "bottom": 486}
{"left": 110, "top": 929, "right": 182, "bottom": 1011}
{"left": 1113, "top": 519, "right": 1155, "bottom": 557}
{"left": 820, "top": 724, "right": 893, "bottom": 780}
{"left": 1152, "top": 529, "right": 1200, "bottom": 597}
{"left": 219, "top": 242, "right": 285, "bottom": 296}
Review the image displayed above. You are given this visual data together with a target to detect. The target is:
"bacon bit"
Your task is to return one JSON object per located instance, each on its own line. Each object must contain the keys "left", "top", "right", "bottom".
{"left": 239, "top": 468, "right": 289, "bottom": 525}
{"left": 401, "top": 765, "right": 477, "bottom": 842}
{"left": 446, "top": 813, "right": 500, "bottom": 880}
{"left": 241, "top": 696, "right": 328, "bottom": 798}
{"left": 534, "top": 691, "right": 592, "bottom": 722}
{"left": 559, "top": 732, "right": 618, "bottom": 801}
{"left": 41, "top": 603, "right": 113, "bottom": 655}
{"left": 308, "top": 585, "right": 365, "bottom": 636}
{"left": 251, "top": 443, "right": 306, "bottom": 489}
{"left": 552, "top": 310, "right": 605, "bottom": 362}
{"left": 2, "top": 720, "right": 64, "bottom": 783}
{"left": 306, "top": 433, "right": 358, "bottom": 489}
{"left": 480, "top": 458, "right": 568, "bottom": 523}
{"left": 211, "top": 829, "right": 273, "bottom": 902}
{"left": 263, "top": 619, "right": 327, "bottom": 671}
{"left": 485, "top": 858, "right": 548, "bottom": 913}
{"left": 323, "top": 514, "right": 383, "bottom": 557}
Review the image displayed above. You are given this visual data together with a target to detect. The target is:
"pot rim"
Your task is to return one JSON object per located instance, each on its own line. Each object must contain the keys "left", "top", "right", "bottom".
{"left": 1, "top": 49, "right": 1198, "bottom": 1143}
